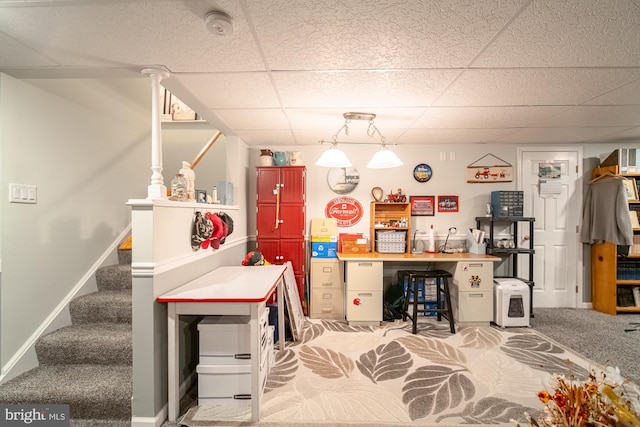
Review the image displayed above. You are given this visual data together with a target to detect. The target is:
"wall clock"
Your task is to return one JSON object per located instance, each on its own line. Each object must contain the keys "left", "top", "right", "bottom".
{"left": 413, "top": 163, "right": 432, "bottom": 182}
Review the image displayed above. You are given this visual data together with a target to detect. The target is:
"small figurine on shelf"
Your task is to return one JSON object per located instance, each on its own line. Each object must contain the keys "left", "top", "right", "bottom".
{"left": 385, "top": 188, "right": 407, "bottom": 203}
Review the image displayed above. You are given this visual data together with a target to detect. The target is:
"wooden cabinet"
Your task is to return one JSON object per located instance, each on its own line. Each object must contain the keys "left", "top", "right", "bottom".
{"left": 476, "top": 216, "right": 535, "bottom": 317}
{"left": 369, "top": 202, "right": 411, "bottom": 254}
{"left": 590, "top": 165, "right": 640, "bottom": 315}
{"left": 256, "top": 166, "right": 307, "bottom": 313}
{"left": 309, "top": 259, "right": 343, "bottom": 320}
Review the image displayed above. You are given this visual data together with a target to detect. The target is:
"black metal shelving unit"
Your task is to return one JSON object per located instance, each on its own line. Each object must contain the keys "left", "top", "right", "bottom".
{"left": 476, "top": 216, "right": 535, "bottom": 317}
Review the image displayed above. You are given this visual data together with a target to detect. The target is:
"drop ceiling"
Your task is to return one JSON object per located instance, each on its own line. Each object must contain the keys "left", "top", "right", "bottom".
{"left": 1, "top": 0, "right": 640, "bottom": 147}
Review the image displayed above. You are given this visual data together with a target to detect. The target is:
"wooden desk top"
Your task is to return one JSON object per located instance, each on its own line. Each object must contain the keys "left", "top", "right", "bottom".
{"left": 157, "top": 265, "right": 286, "bottom": 303}
{"left": 337, "top": 252, "right": 500, "bottom": 262}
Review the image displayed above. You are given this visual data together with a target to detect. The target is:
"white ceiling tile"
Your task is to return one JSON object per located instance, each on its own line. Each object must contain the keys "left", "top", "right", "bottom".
{"left": 177, "top": 73, "right": 280, "bottom": 109}
{"left": 474, "top": 0, "right": 640, "bottom": 67}
{"left": 246, "top": 0, "right": 528, "bottom": 70}
{"left": 274, "top": 70, "right": 460, "bottom": 108}
{"left": 413, "top": 106, "right": 567, "bottom": 128}
{"left": 234, "top": 129, "right": 295, "bottom": 146}
{"left": 399, "top": 128, "right": 513, "bottom": 144}
{"left": 585, "top": 78, "right": 640, "bottom": 105}
{"left": 0, "top": 32, "right": 58, "bottom": 67}
{"left": 532, "top": 106, "right": 640, "bottom": 127}
{"left": 435, "top": 68, "right": 640, "bottom": 106}
{"left": 495, "top": 127, "right": 635, "bottom": 144}
{"left": 212, "top": 109, "right": 290, "bottom": 130}
{"left": 285, "top": 108, "right": 426, "bottom": 130}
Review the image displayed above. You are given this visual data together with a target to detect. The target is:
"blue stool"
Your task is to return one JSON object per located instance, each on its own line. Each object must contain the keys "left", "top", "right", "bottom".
{"left": 401, "top": 270, "right": 455, "bottom": 334}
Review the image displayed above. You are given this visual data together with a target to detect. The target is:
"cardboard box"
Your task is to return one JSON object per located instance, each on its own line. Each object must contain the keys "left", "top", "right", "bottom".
{"left": 338, "top": 233, "right": 366, "bottom": 252}
{"left": 311, "top": 242, "right": 337, "bottom": 258}
{"left": 310, "top": 218, "right": 338, "bottom": 242}
{"left": 341, "top": 237, "right": 368, "bottom": 254}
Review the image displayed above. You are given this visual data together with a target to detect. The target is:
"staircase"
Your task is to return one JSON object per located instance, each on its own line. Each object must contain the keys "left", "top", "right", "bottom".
{"left": 0, "top": 246, "right": 133, "bottom": 426}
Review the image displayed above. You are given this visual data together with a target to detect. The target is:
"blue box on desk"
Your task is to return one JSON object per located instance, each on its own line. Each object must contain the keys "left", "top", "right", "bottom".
{"left": 311, "top": 242, "right": 337, "bottom": 258}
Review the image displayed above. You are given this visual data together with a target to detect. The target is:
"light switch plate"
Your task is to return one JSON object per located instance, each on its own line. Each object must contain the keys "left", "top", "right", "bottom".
{"left": 9, "top": 183, "right": 37, "bottom": 204}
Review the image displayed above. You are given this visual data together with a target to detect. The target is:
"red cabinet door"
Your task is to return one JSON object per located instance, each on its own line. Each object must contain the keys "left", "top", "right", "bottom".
{"left": 256, "top": 167, "right": 305, "bottom": 205}
{"left": 279, "top": 167, "right": 305, "bottom": 204}
{"left": 256, "top": 204, "right": 304, "bottom": 239}
{"left": 256, "top": 168, "right": 280, "bottom": 204}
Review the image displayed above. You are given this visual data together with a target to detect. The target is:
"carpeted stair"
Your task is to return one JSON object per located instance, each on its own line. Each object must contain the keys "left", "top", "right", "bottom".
{"left": 0, "top": 247, "right": 133, "bottom": 426}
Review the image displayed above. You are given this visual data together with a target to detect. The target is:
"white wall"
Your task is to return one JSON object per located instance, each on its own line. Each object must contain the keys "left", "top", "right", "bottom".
{"left": 0, "top": 74, "right": 151, "bottom": 373}
{"left": 248, "top": 142, "right": 630, "bottom": 304}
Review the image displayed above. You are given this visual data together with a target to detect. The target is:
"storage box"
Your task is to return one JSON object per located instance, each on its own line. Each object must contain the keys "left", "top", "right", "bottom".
{"left": 311, "top": 218, "right": 338, "bottom": 242}
{"left": 311, "top": 241, "right": 337, "bottom": 258}
{"left": 376, "top": 230, "right": 406, "bottom": 243}
{"left": 339, "top": 233, "right": 368, "bottom": 253}
{"left": 198, "top": 310, "right": 269, "bottom": 365}
{"left": 376, "top": 240, "right": 406, "bottom": 253}
{"left": 491, "top": 191, "right": 523, "bottom": 217}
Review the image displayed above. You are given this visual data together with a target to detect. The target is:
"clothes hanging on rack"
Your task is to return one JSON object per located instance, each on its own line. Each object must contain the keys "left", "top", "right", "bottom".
{"left": 581, "top": 176, "right": 633, "bottom": 246}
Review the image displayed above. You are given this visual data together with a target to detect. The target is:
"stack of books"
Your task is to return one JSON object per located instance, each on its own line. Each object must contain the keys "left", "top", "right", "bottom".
{"left": 617, "top": 286, "right": 640, "bottom": 307}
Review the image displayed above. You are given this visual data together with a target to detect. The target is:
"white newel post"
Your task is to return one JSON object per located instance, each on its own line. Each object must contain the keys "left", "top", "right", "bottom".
{"left": 142, "top": 68, "right": 170, "bottom": 199}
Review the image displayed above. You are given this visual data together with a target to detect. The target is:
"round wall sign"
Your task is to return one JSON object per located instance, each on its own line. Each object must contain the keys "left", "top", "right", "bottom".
{"left": 413, "top": 163, "right": 433, "bottom": 182}
{"left": 324, "top": 197, "right": 363, "bottom": 227}
{"left": 327, "top": 167, "right": 359, "bottom": 194}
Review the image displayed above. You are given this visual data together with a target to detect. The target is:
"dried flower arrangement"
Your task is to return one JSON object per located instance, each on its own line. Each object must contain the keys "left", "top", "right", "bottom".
{"left": 514, "top": 364, "right": 640, "bottom": 427}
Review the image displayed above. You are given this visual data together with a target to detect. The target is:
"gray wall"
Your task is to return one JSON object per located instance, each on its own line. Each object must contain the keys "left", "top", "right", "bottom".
{"left": 0, "top": 73, "right": 151, "bottom": 373}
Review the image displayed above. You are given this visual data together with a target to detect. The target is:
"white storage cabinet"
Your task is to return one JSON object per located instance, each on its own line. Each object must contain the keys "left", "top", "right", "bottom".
{"left": 197, "top": 308, "right": 273, "bottom": 408}
{"left": 345, "top": 261, "right": 383, "bottom": 326}
{"left": 447, "top": 261, "right": 494, "bottom": 325}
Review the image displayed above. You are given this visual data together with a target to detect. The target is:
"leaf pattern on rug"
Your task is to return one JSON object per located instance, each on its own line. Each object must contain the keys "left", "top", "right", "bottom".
{"left": 321, "top": 320, "right": 373, "bottom": 333}
{"left": 264, "top": 348, "right": 298, "bottom": 392}
{"left": 298, "top": 344, "right": 354, "bottom": 379}
{"left": 502, "top": 333, "right": 589, "bottom": 378}
{"left": 402, "top": 365, "right": 475, "bottom": 420}
{"left": 292, "top": 322, "right": 325, "bottom": 345}
{"left": 459, "top": 326, "right": 503, "bottom": 349}
{"left": 356, "top": 341, "right": 413, "bottom": 384}
{"left": 435, "top": 396, "right": 541, "bottom": 424}
{"left": 468, "top": 350, "right": 547, "bottom": 397}
{"left": 397, "top": 335, "right": 467, "bottom": 366}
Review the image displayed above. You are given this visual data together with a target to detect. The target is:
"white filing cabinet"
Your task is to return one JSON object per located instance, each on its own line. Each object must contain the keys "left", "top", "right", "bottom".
{"left": 310, "top": 258, "right": 344, "bottom": 320}
{"left": 197, "top": 308, "right": 273, "bottom": 408}
{"left": 446, "top": 261, "right": 494, "bottom": 325}
{"left": 345, "top": 261, "right": 383, "bottom": 326}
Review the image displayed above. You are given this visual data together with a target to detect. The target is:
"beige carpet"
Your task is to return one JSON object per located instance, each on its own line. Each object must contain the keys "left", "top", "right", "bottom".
{"left": 180, "top": 318, "right": 596, "bottom": 426}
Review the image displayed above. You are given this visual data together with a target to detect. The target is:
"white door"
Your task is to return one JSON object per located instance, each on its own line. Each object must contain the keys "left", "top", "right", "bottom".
{"left": 518, "top": 148, "right": 582, "bottom": 308}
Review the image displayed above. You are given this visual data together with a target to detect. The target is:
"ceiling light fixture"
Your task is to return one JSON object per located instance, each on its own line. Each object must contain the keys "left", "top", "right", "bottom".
{"left": 205, "top": 11, "right": 234, "bottom": 36}
{"left": 316, "top": 112, "right": 403, "bottom": 169}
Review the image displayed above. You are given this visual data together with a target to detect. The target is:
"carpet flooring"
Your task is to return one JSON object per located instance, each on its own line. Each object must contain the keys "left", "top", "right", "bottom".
{"left": 178, "top": 317, "right": 600, "bottom": 426}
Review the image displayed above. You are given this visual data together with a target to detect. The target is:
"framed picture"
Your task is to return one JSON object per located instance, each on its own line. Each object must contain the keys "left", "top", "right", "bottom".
{"left": 623, "top": 178, "right": 638, "bottom": 200}
{"left": 409, "top": 196, "right": 435, "bottom": 216}
{"left": 195, "top": 189, "right": 208, "bottom": 204}
{"left": 437, "top": 195, "right": 459, "bottom": 212}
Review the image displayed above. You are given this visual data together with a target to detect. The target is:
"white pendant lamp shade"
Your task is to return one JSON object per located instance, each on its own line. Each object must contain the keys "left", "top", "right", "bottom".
{"left": 315, "top": 146, "right": 352, "bottom": 167}
{"left": 367, "top": 147, "right": 403, "bottom": 169}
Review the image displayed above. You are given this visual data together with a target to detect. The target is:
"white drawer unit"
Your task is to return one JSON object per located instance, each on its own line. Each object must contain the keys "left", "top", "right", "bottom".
{"left": 198, "top": 308, "right": 270, "bottom": 365}
{"left": 344, "top": 261, "right": 383, "bottom": 326}
{"left": 310, "top": 258, "right": 344, "bottom": 320}
{"left": 446, "top": 261, "right": 494, "bottom": 325}
{"left": 346, "top": 290, "right": 382, "bottom": 325}
{"left": 197, "top": 354, "right": 270, "bottom": 407}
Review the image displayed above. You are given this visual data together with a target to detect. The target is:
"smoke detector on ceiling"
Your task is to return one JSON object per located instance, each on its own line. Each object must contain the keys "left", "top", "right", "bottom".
{"left": 205, "top": 11, "right": 234, "bottom": 36}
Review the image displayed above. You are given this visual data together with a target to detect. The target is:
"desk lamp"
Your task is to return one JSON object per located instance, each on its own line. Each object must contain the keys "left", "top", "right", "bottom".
{"left": 440, "top": 227, "right": 457, "bottom": 253}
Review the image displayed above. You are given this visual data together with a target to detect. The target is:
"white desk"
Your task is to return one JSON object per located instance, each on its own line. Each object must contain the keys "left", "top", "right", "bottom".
{"left": 157, "top": 265, "right": 287, "bottom": 422}
{"left": 337, "top": 252, "right": 501, "bottom": 326}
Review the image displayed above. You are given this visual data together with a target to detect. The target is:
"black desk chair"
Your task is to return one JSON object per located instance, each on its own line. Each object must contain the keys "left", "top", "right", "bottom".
{"left": 400, "top": 269, "right": 455, "bottom": 334}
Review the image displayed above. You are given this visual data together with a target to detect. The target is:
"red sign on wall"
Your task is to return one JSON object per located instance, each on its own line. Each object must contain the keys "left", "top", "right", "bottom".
{"left": 324, "top": 197, "right": 363, "bottom": 227}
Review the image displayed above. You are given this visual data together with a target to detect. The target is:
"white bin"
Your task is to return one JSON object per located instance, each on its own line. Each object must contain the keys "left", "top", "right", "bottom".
{"left": 493, "top": 278, "right": 530, "bottom": 327}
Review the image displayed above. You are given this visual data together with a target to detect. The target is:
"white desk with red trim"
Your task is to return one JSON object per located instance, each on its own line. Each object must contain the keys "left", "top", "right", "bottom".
{"left": 157, "top": 265, "right": 287, "bottom": 422}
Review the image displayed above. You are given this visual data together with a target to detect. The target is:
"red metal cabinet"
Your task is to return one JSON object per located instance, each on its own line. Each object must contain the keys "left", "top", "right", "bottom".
{"left": 256, "top": 166, "right": 307, "bottom": 313}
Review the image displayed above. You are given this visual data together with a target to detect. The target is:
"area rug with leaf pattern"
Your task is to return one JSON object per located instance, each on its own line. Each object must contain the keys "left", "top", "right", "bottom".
{"left": 180, "top": 318, "right": 597, "bottom": 426}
